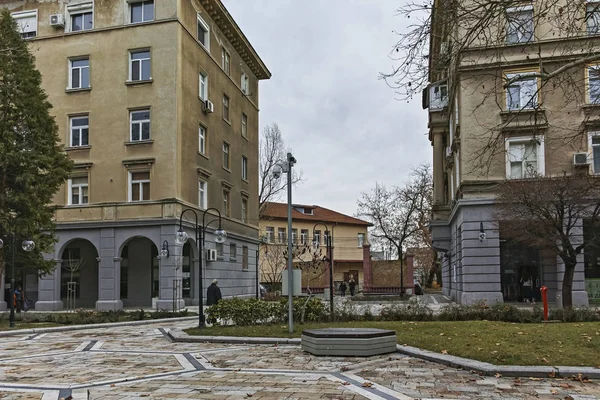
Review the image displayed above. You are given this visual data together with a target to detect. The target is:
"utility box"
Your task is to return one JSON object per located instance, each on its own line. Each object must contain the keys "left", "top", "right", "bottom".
{"left": 282, "top": 269, "right": 302, "bottom": 296}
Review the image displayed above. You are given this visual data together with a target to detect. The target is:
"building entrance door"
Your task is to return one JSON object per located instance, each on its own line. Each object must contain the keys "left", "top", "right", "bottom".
{"left": 500, "top": 239, "right": 542, "bottom": 302}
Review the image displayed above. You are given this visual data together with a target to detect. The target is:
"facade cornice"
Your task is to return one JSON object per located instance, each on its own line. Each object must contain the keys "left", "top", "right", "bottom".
{"left": 202, "top": 0, "right": 271, "bottom": 80}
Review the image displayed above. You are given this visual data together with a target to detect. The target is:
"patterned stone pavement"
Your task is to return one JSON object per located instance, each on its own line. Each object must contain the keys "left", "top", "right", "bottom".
{"left": 0, "top": 320, "right": 598, "bottom": 399}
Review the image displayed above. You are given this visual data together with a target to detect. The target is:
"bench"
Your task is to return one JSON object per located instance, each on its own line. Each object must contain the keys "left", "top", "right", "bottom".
{"left": 301, "top": 328, "right": 397, "bottom": 357}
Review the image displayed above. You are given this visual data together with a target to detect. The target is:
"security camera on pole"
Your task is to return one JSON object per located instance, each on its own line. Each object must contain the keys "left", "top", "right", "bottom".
{"left": 273, "top": 152, "right": 296, "bottom": 333}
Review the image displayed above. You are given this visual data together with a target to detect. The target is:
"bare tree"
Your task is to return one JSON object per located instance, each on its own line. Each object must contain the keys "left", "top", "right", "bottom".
{"left": 494, "top": 173, "right": 600, "bottom": 308}
{"left": 260, "top": 241, "right": 287, "bottom": 290}
{"left": 259, "top": 123, "right": 303, "bottom": 214}
{"left": 382, "top": 0, "right": 600, "bottom": 173}
{"left": 357, "top": 164, "right": 432, "bottom": 294}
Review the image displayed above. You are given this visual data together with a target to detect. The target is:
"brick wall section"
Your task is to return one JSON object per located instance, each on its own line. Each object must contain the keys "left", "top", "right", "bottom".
{"left": 371, "top": 261, "right": 404, "bottom": 287}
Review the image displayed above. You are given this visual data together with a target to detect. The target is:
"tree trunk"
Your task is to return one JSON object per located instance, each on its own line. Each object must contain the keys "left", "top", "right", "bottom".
{"left": 561, "top": 260, "right": 576, "bottom": 309}
{"left": 398, "top": 247, "right": 404, "bottom": 296}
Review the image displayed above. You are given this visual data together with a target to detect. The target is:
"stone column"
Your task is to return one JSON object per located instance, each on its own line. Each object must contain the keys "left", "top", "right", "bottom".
{"left": 35, "top": 260, "right": 63, "bottom": 311}
{"left": 96, "top": 228, "right": 122, "bottom": 311}
{"left": 433, "top": 131, "right": 445, "bottom": 205}
{"left": 405, "top": 252, "right": 415, "bottom": 294}
{"left": 362, "top": 244, "right": 372, "bottom": 293}
{"left": 0, "top": 269, "right": 6, "bottom": 311}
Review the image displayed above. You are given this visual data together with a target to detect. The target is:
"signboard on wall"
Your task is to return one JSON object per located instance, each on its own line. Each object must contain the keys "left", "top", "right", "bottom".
{"left": 282, "top": 269, "right": 301, "bottom": 296}
{"left": 585, "top": 278, "right": 600, "bottom": 303}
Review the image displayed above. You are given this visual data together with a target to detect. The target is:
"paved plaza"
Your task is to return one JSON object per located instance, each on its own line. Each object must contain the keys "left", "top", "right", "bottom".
{"left": 0, "top": 320, "right": 598, "bottom": 399}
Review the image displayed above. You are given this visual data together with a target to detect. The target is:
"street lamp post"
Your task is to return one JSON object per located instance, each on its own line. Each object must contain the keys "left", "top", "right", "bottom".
{"left": 0, "top": 218, "right": 35, "bottom": 328}
{"left": 174, "top": 208, "right": 227, "bottom": 328}
{"left": 273, "top": 152, "right": 296, "bottom": 333}
{"left": 312, "top": 223, "right": 335, "bottom": 320}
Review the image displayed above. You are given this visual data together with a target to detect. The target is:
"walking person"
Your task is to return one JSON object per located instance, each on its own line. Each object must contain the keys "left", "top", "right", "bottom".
{"left": 207, "top": 279, "right": 222, "bottom": 306}
{"left": 14, "top": 285, "right": 23, "bottom": 313}
{"left": 339, "top": 281, "right": 347, "bottom": 297}
{"left": 348, "top": 278, "right": 356, "bottom": 297}
{"left": 520, "top": 272, "right": 533, "bottom": 303}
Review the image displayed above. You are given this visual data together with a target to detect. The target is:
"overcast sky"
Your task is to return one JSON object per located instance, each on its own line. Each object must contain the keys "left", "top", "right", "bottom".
{"left": 225, "top": 0, "right": 431, "bottom": 217}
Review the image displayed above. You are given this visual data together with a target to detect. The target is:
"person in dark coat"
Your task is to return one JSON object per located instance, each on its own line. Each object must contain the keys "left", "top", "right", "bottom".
{"left": 206, "top": 279, "right": 222, "bottom": 306}
{"left": 339, "top": 281, "right": 347, "bottom": 297}
{"left": 348, "top": 278, "right": 356, "bottom": 296}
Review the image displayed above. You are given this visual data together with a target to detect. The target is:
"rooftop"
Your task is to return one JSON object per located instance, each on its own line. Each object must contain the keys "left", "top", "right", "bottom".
{"left": 261, "top": 202, "right": 372, "bottom": 227}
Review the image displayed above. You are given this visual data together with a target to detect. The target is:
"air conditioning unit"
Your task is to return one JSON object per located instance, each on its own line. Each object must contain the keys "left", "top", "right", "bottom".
{"left": 573, "top": 153, "right": 589, "bottom": 166}
{"left": 206, "top": 248, "right": 218, "bottom": 262}
{"left": 445, "top": 147, "right": 453, "bottom": 158}
{"left": 202, "top": 100, "right": 214, "bottom": 113}
{"left": 50, "top": 14, "right": 65, "bottom": 27}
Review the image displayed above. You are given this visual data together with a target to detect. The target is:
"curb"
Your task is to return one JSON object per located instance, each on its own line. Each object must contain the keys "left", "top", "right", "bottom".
{"left": 0, "top": 316, "right": 198, "bottom": 337}
{"left": 167, "top": 330, "right": 600, "bottom": 379}
{"left": 168, "top": 329, "right": 301, "bottom": 345}
{"left": 395, "top": 344, "right": 600, "bottom": 379}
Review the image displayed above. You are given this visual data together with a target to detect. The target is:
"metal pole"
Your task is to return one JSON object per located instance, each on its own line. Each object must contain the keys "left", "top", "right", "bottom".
{"left": 9, "top": 231, "right": 15, "bottom": 328}
{"left": 328, "top": 231, "right": 334, "bottom": 320}
{"left": 198, "top": 227, "right": 205, "bottom": 328}
{"left": 287, "top": 153, "right": 294, "bottom": 334}
{"left": 255, "top": 249, "right": 259, "bottom": 299}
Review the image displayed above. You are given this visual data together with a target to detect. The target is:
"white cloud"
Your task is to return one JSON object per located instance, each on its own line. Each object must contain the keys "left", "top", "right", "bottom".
{"left": 225, "top": 0, "right": 431, "bottom": 216}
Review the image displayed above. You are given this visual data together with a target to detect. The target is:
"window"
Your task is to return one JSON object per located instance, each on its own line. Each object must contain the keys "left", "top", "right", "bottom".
{"left": 70, "top": 116, "right": 89, "bottom": 147}
{"left": 301, "top": 229, "right": 308, "bottom": 244}
{"left": 130, "top": 109, "right": 151, "bottom": 141}
{"left": 505, "top": 136, "right": 545, "bottom": 179}
{"left": 230, "top": 243, "right": 237, "bottom": 260}
{"left": 221, "top": 47, "right": 230, "bottom": 75}
{"left": 216, "top": 243, "right": 224, "bottom": 258}
{"left": 69, "top": 58, "right": 90, "bottom": 89}
{"left": 358, "top": 233, "right": 365, "bottom": 247}
{"left": 588, "top": 3, "right": 600, "bottom": 35}
{"left": 589, "top": 132, "right": 600, "bottom": 174}
{"left": 242, "top": 246, "right": 249, "bottom": 271}
{"left": 242, "top": 156, "right": 248, "bottom": 181}
{"left": 588, "top": 65, "right": 600, "bottom": 104}
{"left": 241, "top": 113, "right": 248, "bottom": 138}
{"left": 199, "top": 73, "right": 208, "bottom": 101}
{"left": 506, "top": 6, "right": 533, "bottom": 44}
{"left": 223, "top": 189, "right": 230, "bottom": 216}
{"left": 278, "top": 227, "right": 286, "bottom": 243}
{"left": 68, "top": 176, "right": 89, "bottom": 205}
{"left": 266, "top": 226, "right": 274, "bottom": 243}
{"left": 505, "top": 73, "right": 538, "bottom": 110}
{"left": 313, "top": 230, "right": 321, "bottom": 246}
{"left": 11, "top": 11, "right": 37, "bottom": 39}
{"left": 222, "top": 142, "right": 230, "bottom": 169}
{"left": 198, "top": 179, "right": 207, "bottom": 209}
{"left": 129, "top": 50, "right": 151, "bottom": 81}
{"left": 130, "top": 0, "right": 154, "bottom": 23}
{"left": 323, "top": 231, "right": 330, "bottom": 246}
{"left": 241, "top": 198, "right": 247, "bottom": 223}
{"left": 199, "top": 125, "right": 206, "bottom": 155}
{"left": 241, "top": 72, "right": 249, "bottom": 94}
{"left": 130, "top": 171, "right": 150, "bottom": 201}
{"left": 292, "top": 229, "right": 298, "bottom": 243}
{"left": 71, "top": 11, "right": 93, "bottom": 32}
{"left": 223, "top": 95, "right": 230, "bottom": 121}
{"left": 197, "top": 14, "right": 210, "bottom": 49}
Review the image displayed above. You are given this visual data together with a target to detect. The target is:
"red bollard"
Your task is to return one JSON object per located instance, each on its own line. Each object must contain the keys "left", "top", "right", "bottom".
{"left": 540, "top": 286, "right": 549, "bottom": 321}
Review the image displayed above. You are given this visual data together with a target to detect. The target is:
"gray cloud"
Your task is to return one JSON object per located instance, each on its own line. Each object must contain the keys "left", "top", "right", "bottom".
{"left": 225, "top": 0, "right": 431, "bottom": 216}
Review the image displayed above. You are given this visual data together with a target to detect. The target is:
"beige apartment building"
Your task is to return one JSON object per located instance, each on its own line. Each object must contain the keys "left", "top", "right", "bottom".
{"left": 259, "top": 202, "right": 372, "bottom": 292}
{"left": 426, "top": 0, "right": 600, "bottom": 305}
{"left": 1, "top": 0, "right": 270, "bottom": 310}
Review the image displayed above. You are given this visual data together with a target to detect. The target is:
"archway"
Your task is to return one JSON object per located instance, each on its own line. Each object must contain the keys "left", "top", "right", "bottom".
{"left": 120, "top": 236, "right": 158, "bottom": 308}
{"left": 60, "top": 239, "right": 99, "bottom": 308}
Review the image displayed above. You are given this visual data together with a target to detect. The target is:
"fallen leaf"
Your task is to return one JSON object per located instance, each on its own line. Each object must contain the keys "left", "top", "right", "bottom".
{"left": 542, "top": 358, "right": 550, "bottom": 364}
{"left": 495, "top": 373, "right": 502, "bottom": 378}
{"left": 548, "top": 371, "right": 556, "bottom": 378}
{"left": 441, "top": 349, "right": 448, "bottom": 355}
{"left": 550, "top": 389, "right": 558, "bottom": 395}
{"left": 439, "top": 332, "right": 445, "bottom": 336}
{"left": 530, "top": 377, "right": 544, "bottom": 381}
{"left": 362, "top": 382, "right": 374, "bottom": 388}
{"left": 342, "top": 381, "right": 351, "bottom": 386}
{"left": 340, "top": 366, "right": 349, "bottom": 371}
